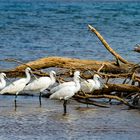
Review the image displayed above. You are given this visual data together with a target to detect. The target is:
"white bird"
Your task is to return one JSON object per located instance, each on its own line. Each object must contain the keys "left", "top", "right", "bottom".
{"left": 0, "top": 73, "right": 7, "bottom": 90}
{"left": 50, "top": 71, "right": 81, "bottom": 115}
{"left": 80, "top": 74, "right": 105, "bottom": 93}
{"left": 50, "top": 71, "right": 80, "bottom": 93}
{"left": 24, "top": 70, "right": 56, "bottom": 106}
{"left": 0, "top": 67, "right": 32, "bottom": 108}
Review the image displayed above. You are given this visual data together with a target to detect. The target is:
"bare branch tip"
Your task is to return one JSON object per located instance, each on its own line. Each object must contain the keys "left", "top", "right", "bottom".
{"left": 88, "top": 24, "right": 93, "bottom": 29}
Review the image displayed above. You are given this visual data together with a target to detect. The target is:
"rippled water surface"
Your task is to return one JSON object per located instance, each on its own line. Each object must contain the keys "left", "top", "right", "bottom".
{"left": 0, "top": 96, "right": 140, "bottom": 140}
{"left": 0, "top": 0, "right": 140, "bottom": 69}
{"left": 0, "top": 0, "right": 140, "bottom": 139}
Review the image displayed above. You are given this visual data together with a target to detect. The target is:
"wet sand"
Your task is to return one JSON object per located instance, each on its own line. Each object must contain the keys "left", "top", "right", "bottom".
{"left": 0, "top": 95, "right": 140, "bottom": 140}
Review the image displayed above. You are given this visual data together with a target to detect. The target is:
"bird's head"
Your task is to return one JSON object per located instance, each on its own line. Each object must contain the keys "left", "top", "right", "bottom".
{"left": 1, "top": 73, "right": 6, "bottom": 77}
{"left": 25, "top": 67, "right": 39, "bottom": 80}
{"left": 0, "top": 73, "right": 6, "bottom": 78}
{"left": 94, "top": 74, "right": 101, "bottom": 80}
{"left": 50, "top": 70, "right": 56, "bottom": 76}
{"left": 25, "top": 67, "right": 31, "bottom": 72}
{"left": 74, "top": 71, "right": 81, "bottom": 81}
{"left": 74, "top": 71, "right": 80, "bottom": 77}
{"left": 25, "top": 67, "right": 33, "bottom": 75}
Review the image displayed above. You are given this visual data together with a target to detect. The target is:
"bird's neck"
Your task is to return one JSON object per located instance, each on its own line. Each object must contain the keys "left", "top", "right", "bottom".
{"left": 74, "top": 77, "right": 80, "bottom": 87}
{"left": 94, "top": 77, "right": 100, "bottom": 86}
{"left": 50, "top": 74, "right": 56, "bottom": 84}
{"left": 74, "top": 77, "right": 81, "bottom": 93}
{"left": 0, "top": 77, "right": 6, "bottom": 87}
{"left": 25, "top": 70, "right": 31, "bottom": 83}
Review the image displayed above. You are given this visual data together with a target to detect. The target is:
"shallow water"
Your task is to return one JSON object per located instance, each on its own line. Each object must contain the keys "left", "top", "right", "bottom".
{"left": 0, "top": 95, "right": 140, "bottom": 140}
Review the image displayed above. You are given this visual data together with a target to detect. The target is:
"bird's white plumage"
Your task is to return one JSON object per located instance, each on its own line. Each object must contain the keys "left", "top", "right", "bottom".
{"left": 0, "top": 73, "right": 6, "bottom": 90}
{"left": 24, "top": 70, "right": 56, "bottom": 93}
{"left": 0, "top": 67, "right": 32, "bottom": 95}
{"left": 80, "top": 74, "right": 104, "bottom": 93}
{"left": 50, "top": 71, "right": 81, "bottom": 100}
{"left": 50, "top": 86, "right": 77, "bottom": 100}
{"left": 50, "top": 71, "right": 80, "bottom": 93}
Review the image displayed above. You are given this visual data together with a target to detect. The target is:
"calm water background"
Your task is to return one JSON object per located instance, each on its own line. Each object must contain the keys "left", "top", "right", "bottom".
{"left": 0, "top": 0, "right": 140, "bottom": 69}
{"left": 0, "top": 0, "right": 140, "bottom": 140}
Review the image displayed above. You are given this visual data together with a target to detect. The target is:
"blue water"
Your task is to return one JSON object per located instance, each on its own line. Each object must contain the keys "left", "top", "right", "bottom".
{"left": 0, "top": 0, "right": 140, "bottom": 69}
{"left": 0, "top": 1, "right": 140, "bottom": 140}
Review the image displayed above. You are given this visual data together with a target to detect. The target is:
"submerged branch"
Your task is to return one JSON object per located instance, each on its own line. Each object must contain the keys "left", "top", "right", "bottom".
{"left": 75, "top": 94, "right": 139, "bottom": 109}
{"left": 75, "top": 98, "right": 109, "bottom": 108}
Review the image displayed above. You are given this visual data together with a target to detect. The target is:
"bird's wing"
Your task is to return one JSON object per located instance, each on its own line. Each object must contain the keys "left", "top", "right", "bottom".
{"left": 50, "top": 86, "right": 74, "bottom": 100}
{"left": 50, "top": 81, "right": 74, "bottom": 93}
{"left": 24, "top": 77, "right": 51, "bottom": 91}
{"left": 81, "top": 80, "right": 94, "bottom": 93}
{"left": 0, "top": 78, "right": 26, "bottom": 94}
{"left": 13, "top": 78, "right": 26, "bottom": 85}
{"left": 0, "top": 84, "right": 14, "bottom": 94}
{"left": 0, "top": 83, "right": 5, "bottom": 89}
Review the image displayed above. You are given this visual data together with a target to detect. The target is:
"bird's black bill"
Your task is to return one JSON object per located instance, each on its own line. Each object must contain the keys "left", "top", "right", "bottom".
{"left": 31, "top": 72, "right": 38, "bottom": 80}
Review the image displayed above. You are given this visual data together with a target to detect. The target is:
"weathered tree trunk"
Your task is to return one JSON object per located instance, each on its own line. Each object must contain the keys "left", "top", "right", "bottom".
{"left": 0, "top": 56, "right": 135, "bottom": 77}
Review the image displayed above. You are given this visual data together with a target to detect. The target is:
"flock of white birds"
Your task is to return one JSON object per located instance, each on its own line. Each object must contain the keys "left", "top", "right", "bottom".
{"left": 0, "top": 67, "right": 105, "bottom": 115}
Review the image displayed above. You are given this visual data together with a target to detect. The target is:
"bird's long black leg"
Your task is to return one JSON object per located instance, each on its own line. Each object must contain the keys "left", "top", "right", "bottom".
{"left": 39, "top": 92, "right": 42, "bottom": 107}
{"left": 108, "top": 98, "right": 112, "bottom": 104}
{"left": 86, "top": 98, "right": 89, "bottom": 108}
{"left": 14, "top": 94, "right": 17, "bottom": 110}
{"left": 63, "top": 100, "right": 67, "bottom": 115}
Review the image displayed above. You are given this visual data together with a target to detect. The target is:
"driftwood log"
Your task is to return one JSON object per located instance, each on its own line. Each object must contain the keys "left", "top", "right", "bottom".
{"left": 0, "top": 25, "right": 140, "bottom": 109}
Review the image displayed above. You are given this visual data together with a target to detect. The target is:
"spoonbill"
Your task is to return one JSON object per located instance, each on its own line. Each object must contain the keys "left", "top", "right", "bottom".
{"left": 0, "top": 73, "right": 7, "bottom": 90}
{"left": 0, "top": 67, "right": 32, "bottom": 108}
{"left": 80, "top": 74, "right": 105, "bottom": 93}
{"left": 24, "top": 70, "right": 56, "bottom": 106}
{"left": 50, "top": 71, "right": 80, "bottom": 93}
{"left": 50, "top": 71, "right": 81, "bottom": 115}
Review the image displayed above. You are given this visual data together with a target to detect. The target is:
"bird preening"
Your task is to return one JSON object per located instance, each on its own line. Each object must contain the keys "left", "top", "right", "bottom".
{"left": 0, "top": 68, "right": 105, "bottom": 115}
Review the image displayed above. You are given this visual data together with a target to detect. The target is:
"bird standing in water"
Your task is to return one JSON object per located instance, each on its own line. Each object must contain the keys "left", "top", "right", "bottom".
{"left": 0, "top": 67, "right": 32, "bottom": 109}
{"left": 50, "top": 71, "right": 81, "bottom": 115}
{"left": 24, "top": 70, "right": 56, "bottom": 106}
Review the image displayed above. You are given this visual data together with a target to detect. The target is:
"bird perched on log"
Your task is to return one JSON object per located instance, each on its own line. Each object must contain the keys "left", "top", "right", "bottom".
{"left": 24, "top": 70, "right": 56, "bottom": 106}
{"left": 50, "top": 71, "right": 81, "bottom": 115}
{"left": 0, "top": 67, "right": 32, "bottom": 109}
{"left": 80, "top": 74, "right": 106, "bottom": 93}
